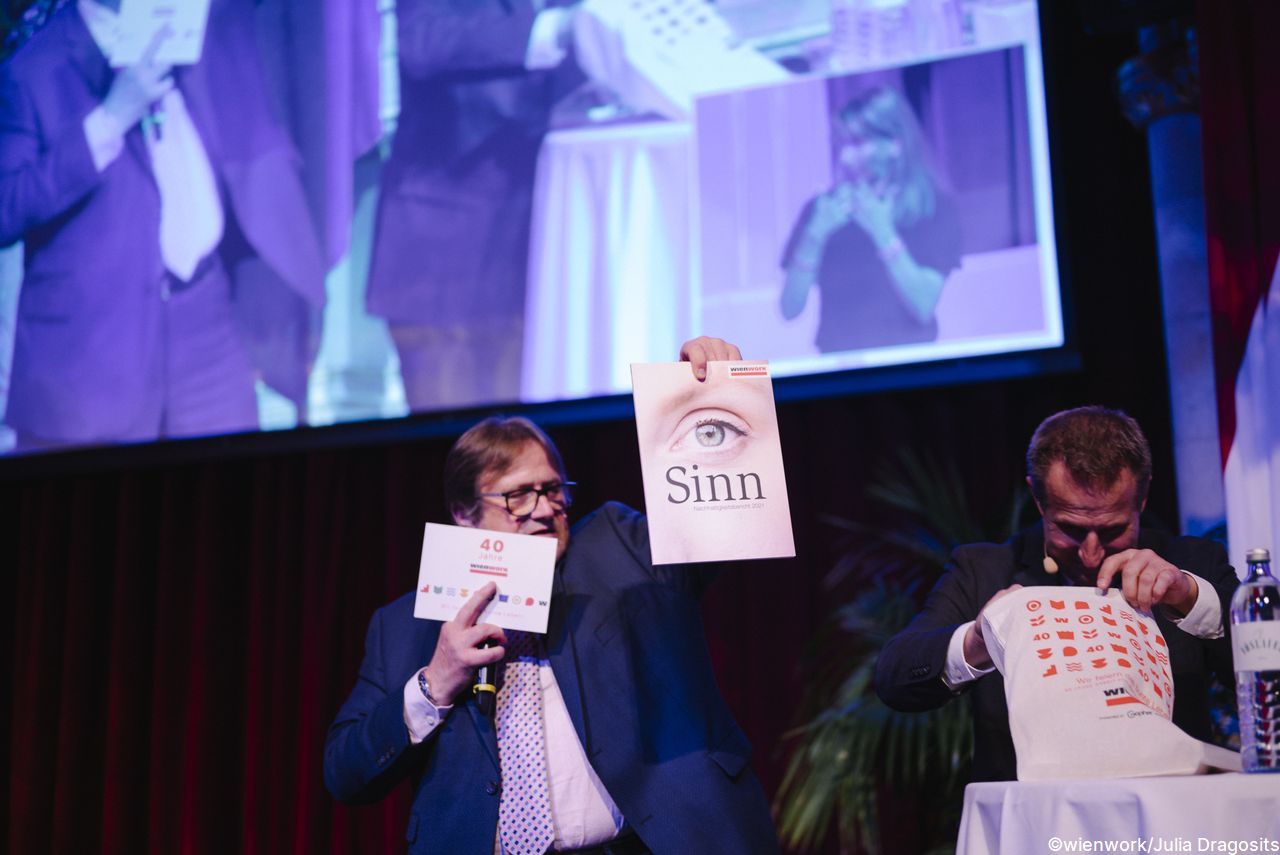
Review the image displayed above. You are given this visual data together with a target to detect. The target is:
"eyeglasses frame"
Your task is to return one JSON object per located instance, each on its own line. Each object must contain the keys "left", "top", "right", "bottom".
{"left": 476, "top": 480, "right": 577, "bottom": 518}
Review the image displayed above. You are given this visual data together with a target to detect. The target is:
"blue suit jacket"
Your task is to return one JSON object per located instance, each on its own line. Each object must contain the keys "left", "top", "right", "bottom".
{"left": 325, "top": 503, "right": 779, "bottom": 854}
{"left": 365, "top": 0, "right": 582, "bottom": 327}
{"left": 0, "top": 0, "right": 324, "bottom": 441}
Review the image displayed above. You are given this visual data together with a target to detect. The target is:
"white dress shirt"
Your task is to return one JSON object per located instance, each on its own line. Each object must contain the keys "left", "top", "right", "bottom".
{"left": 403, "top": 658, "right": 625, "bottom": 852}
{"left": 78, "top": 0, "right": 223, "bottom": 281}
{"left": 400, "top": 12, "right": 611, "bottom": 848}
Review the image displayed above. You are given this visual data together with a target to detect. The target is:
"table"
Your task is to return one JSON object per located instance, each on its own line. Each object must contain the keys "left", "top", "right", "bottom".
{"left": 521, "top": 121, "right": 694, "bottom": 402}
{"left": 957, "top": 774, "right": 1280, "bottom": 855}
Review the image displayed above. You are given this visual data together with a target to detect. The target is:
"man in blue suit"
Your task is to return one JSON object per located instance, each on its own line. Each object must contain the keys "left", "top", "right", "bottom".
{"left": 325, "top": 337, "right": 779, "bottom": 855}
{"left": 0, "top": 0, "right": 324, "bottom": 450}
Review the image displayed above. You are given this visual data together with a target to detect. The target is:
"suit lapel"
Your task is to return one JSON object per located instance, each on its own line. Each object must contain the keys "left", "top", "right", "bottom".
{"left": 409, "top": 624, "right": 500, "bottom": 773}
{"left": 60, "top": 5, "right": 153, "bottom": 178}
{"left": 429, "top": 624, "right": 500, "bottom": 774}
{"left": 174, "top": 63, "right": 223, "bottom": 168}
{"left": 465, "top": 702, "right": 501, "bottom": 774}
{"left": 545, "top": 565, "right": 592, "bottom": 754}
{"left": 60, "top": 6, "right": 112, "bottom": 99}
{"left": 458, "top": 562, "right": 595, "bottom": 774}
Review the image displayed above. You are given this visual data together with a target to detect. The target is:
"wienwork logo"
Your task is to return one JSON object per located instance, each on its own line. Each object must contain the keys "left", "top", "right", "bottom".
{"left": 1102, "top": 686, "right": 1140, "bottom": 707}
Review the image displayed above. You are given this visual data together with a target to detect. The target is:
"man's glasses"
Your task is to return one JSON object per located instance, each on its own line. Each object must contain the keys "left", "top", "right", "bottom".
{"left": 478, "top": 481, "right": 576, "bottom": 518}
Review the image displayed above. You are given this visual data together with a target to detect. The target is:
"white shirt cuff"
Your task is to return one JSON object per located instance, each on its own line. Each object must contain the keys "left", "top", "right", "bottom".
{"left": 83, "top": 106, "right": 126, "bottom": 173}
{"left": 402, "top": 668, "right": 453, "bottom": 744}
{"left": 526, "top": 7, "right": 572, "bottom": 70}
{"left": 942, "top": 621, "right": 995, "bottom": 689}
{"left": 1165, "top": 571, "right": 1224, "bottom": 639}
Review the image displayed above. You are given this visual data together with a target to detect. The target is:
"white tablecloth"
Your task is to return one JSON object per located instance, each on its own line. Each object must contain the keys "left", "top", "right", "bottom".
{"left": 521, "top": 121, "right": 694, "bottom": 402}
{"left": 958, "top": 774, "right": 1280, "bottom": 855}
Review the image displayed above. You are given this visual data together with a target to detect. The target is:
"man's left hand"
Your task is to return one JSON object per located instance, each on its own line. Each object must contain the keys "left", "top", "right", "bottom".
{"left": 679, "top": 336, "right": 742, "bottom": 381}
{"left": 1094, "top": 549, "right": 1198, "bottom": 615}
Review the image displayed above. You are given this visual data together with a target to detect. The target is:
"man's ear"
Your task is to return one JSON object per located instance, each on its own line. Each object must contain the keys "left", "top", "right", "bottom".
{"left": 451, "top": 503, "right": 477, "bottom": 528}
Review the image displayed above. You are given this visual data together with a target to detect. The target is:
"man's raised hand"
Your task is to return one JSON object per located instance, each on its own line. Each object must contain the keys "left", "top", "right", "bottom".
{"left": 422, "top": 582, "right": 507, "bottom": 705}
{"left": 101, "top": 26, "right": 175, "bottom": 130}
{"left": 679, "top": 336, "right": 743, "bottom": 381}
{"left": 1094, "top": 549, "right": 1197, "bottom": 615}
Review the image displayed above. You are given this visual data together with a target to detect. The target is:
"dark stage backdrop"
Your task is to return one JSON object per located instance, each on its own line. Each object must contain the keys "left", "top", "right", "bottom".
{"left": 3, "top": 391, "right": 1177, "bottom": 854}
{"left": 6, "top": 4, "right": 1241, "bottom": 853}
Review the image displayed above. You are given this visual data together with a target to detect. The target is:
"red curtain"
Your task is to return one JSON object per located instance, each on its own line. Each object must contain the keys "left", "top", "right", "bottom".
{"left": 1198, "top": 0, "right": 1280, "bottom": 467}
{"left": 5, "top": 421, "right": 824, "bottom": 854}
{"left": 9, "top": 448, "right": 433, "bottom": 853}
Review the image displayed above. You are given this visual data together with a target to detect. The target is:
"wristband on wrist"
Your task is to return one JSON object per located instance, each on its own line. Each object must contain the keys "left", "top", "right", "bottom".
{"left": 877, "top": 236, "right": 906, "bottom": 264}
{"left": 418, "top": 669, "right": 439, "bottom": 705}
{"left": 791, "top": 253, "right": 819, "bottom": 272}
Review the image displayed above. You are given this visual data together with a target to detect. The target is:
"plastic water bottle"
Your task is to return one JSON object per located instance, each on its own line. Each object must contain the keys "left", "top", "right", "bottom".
{"left": 1231, "top": 547, "right": 1280, "bottom": 772}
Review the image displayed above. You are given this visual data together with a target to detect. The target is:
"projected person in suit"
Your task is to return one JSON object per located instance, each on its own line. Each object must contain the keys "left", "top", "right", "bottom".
{"left": 325, "top": 336, "right": 780, "bottom": 855}
{"left": 780, "top": 85, "right": 963, "bottom": 353}
{"left": 873, "top": 406, "right": 1238, "bottom": 782}
{"left": 365, "top": 0, "right": 582, "bottom": 412}
{"left": 0, "top": 0, "right": 324, "bottom": 451}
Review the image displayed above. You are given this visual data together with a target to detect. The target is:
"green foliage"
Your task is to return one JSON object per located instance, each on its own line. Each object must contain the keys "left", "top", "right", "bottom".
{"left": 775, "top": 449, "right": 1027, "bottom": 854}
{"left": 776, "top": 582, "right": 973, "bottom": 853}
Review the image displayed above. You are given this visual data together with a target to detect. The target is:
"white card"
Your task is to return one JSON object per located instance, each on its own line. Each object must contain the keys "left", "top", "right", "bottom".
{"left": 112, "top": 0, "right": 211, "bottom": 68}
{"left": 413, "top": 523, "right": 557, "bottom": 633}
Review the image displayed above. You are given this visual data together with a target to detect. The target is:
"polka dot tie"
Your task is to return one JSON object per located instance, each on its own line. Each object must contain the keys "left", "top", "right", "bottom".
{"left": 497, "top": 630, "right": 555, "bottom": 855}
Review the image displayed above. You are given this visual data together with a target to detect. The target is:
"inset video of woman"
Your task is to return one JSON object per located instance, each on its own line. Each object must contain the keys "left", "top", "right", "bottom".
{"left": 779, "top": 85, "right": 963, "bottom": 353}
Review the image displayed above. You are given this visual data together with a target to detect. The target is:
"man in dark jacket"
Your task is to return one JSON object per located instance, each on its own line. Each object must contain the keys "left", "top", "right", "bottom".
{"left": 875, "top": 406, "right": 1237, "bottom": 781}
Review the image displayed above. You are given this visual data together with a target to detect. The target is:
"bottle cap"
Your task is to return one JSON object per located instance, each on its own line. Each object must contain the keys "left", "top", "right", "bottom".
{"left": 1246, "top": 547, "right": 1271, "bottom": 562}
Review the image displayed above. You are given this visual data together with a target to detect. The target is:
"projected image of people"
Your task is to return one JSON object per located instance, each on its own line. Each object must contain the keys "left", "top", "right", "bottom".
{"left": 365, "top": 0, "right": 582, "bottom": 411}
{"left": 779, "top": 86, "right": 963, "bottom": 352}
{"left": 0, "top": 0, "right": 325, "bottom": 453}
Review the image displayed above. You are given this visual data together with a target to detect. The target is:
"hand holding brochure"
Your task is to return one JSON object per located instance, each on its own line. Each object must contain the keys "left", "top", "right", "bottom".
{"left": 631, "top": 360, "right": 795, "bottom": 564}
{"left": 413, "top": 523, "right": 557, "bottom": 633}
{"left": 112, "top": 0, "right": 211, "bottom": 68}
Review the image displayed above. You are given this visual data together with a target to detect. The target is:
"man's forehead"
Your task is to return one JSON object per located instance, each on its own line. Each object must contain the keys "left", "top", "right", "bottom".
{"left": 480, "top": 442, "right": 560, "bottom": 490}
{"left": 1047, "top": 503, "right": 1133, "bottom": 525}
{"left": 1043, "top": 462, "right": 1139, "bottom": 515}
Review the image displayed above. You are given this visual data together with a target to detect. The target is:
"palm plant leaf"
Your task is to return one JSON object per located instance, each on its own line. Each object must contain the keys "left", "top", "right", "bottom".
{"left": 776, "top": 448, "right": 1024, "bottom": 853}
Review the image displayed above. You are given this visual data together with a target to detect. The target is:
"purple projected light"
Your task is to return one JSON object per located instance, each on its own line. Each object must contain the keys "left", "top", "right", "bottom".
{"left": 693, "top": 45, "right": 1060, "bottom": 375}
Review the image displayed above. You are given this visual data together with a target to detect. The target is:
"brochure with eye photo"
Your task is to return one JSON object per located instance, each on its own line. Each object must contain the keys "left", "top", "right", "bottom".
{"left": 111, "top": 0, "right": 211, "bottom": 68}
{"left": 630, "top": 360, "right": 796, "bottom": 564}
{"left": 413, "top": 523, "right": 557, "bottom": 633}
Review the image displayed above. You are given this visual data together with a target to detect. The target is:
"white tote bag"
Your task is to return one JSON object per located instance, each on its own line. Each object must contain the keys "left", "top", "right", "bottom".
{"left": 980, "top": 586, "right": 1237, "bottom": 780}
